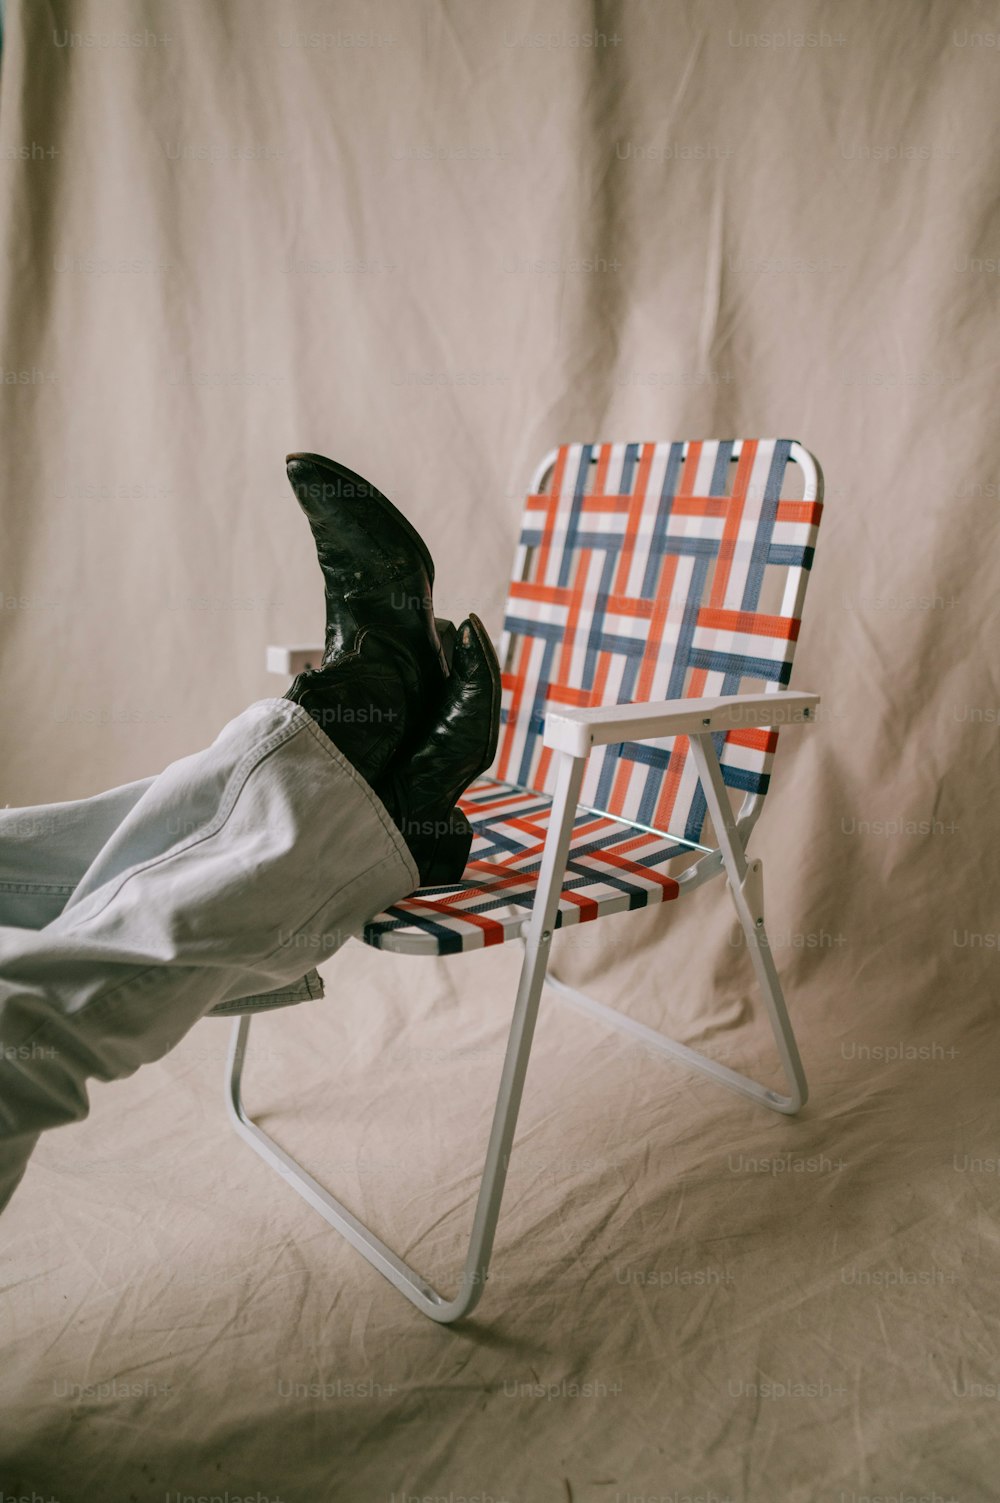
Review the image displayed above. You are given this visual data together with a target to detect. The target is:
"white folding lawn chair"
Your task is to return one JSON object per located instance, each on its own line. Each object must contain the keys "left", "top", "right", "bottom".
{"left": 223, "top": 438, "right": 823, "bottom": 1323}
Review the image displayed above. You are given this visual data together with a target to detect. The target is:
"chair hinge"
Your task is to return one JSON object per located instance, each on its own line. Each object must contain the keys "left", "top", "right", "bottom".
{"left": 729, "top": 857, "right": 765, "bottom": 929}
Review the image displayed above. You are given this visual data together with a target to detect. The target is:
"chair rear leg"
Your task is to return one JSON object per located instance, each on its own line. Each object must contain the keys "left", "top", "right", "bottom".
{"left": 539, "top": 887, "right": 807, "bottom": 1115}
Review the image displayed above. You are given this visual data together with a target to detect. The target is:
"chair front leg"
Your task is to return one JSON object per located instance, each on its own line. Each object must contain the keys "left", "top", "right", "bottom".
{"left": 225, "top": 750, "right": 588, "bottom": 1323}
{"left": 452, "top": 749, "right": 588, "bottom": 1303}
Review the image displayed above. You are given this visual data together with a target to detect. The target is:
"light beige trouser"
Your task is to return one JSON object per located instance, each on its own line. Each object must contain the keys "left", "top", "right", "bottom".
{"left": 0, "top": 699, "right": 417, "bottom": 1212}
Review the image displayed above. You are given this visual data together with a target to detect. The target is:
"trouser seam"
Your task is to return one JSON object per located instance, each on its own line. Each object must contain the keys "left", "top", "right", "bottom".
{"left": 0, "top": 882, "right": 76, "bottom": 895}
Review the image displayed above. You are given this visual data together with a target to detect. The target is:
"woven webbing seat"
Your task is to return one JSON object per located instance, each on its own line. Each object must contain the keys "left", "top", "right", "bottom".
{"left": 363, "top": 775, "right": 692, "bottom": 954}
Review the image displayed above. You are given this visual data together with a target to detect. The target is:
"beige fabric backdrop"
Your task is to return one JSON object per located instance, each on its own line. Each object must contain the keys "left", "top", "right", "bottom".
{"left": 2, "top": 0, "right": 999, "bottom": 1498}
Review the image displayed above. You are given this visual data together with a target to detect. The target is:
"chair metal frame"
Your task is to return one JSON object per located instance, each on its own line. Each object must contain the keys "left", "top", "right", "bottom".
{"left": 226, "top": 440, "right": 823, "bottom": 1323}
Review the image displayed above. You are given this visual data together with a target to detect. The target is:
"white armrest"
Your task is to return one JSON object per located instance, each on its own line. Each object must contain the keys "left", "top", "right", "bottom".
{"left": 266, "top": 644, "right": 325, "bottom": 677}
{"left": 542, "top": 692, "right": 820, "bottom": 758}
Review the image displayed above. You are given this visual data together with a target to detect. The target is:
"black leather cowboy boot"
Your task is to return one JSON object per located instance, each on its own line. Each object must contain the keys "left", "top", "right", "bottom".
{"left": 372, "top": 614, "right": 501, "bottom": 885}
{"left": 285, "top": 452, "right": 452, "bottom": 753}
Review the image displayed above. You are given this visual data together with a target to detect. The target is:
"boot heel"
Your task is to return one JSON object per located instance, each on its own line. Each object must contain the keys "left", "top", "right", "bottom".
{"left": 420, "top": 809, "right": 473, "bottom": 886}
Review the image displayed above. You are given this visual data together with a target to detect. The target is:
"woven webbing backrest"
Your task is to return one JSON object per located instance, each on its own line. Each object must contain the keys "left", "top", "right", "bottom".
{"left": 494, "top": 439, "right": 822, "bottom": 845}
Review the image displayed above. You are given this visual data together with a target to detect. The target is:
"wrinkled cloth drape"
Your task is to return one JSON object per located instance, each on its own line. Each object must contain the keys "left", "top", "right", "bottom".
{"left": 1, "top": 0, "right": 998, "bottom": 1499}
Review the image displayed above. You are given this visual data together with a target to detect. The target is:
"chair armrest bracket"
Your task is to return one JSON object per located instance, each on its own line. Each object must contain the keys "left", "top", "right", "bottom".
{"left": 543, "top": 692, "right": 820, "bottom": 757}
